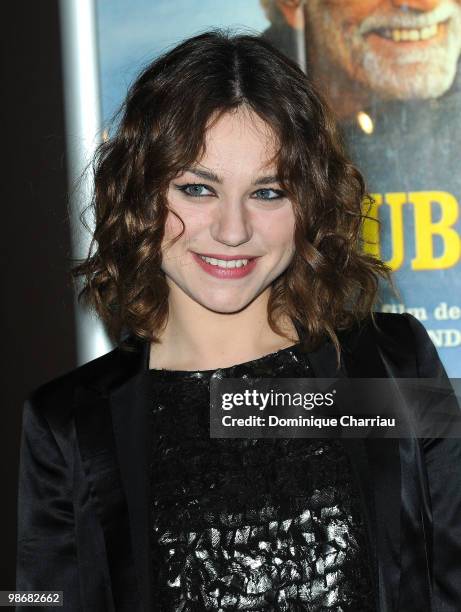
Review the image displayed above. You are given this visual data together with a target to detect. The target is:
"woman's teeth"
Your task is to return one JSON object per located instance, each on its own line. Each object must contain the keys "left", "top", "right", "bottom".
{"left": 379, "top": 23, "right": 439, "bottom": 42}
{"left": 199, "top": 255, "right": 250, "bottom": 269}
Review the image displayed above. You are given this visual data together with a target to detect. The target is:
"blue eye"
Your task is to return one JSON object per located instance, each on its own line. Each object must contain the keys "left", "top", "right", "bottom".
{"left": 253, "top": 188, "right": 285, "bottom": 201}
{"left": 174, "top": 183, "right": 286, "bottom": 201}
{"left": 175, "top": 183, "right": 214, "bottom": 197}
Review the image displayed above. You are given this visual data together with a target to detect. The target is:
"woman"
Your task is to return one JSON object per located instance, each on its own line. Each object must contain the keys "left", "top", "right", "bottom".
{"left": 16, "top": 31, "right": 461, "bottom": 612}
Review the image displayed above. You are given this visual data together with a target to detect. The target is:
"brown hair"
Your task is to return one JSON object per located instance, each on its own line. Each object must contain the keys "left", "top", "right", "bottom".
{"left": 72, "top": 30, "right": 393, "bottom": 364}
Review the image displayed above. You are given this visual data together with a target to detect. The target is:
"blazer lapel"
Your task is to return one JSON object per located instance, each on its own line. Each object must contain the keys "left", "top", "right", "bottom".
{"left": 108, "top": 340, "right": 153, "bottom": 612}
{"left": 334, "top": 317, "right": 432, "bottom": 611}
{"left": 74, "top": 337, "right": 153, "bottom": 611}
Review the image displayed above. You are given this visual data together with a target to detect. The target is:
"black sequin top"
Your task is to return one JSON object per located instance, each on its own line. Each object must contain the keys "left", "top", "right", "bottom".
{"left": 147, "top": 343, "right": 376, "bottom": 612}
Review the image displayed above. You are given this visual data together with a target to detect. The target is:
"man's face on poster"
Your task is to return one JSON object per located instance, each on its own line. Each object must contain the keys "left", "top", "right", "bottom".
{"left": 305, "top": 0, "right": 461, "bottom": 100}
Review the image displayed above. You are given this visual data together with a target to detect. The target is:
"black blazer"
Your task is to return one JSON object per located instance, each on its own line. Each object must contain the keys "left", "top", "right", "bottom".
{"left": 16, "top": 312, "right": 461, "bottom": 612}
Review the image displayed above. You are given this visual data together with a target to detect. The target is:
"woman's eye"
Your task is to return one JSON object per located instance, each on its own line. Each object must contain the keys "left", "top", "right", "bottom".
{"left": 174, "top": 184, "right": 285, "bottom": 201}
{"left": 253, "top": 188, "right": 285, "bottom": 201}
{"left": 175, "top": 183, "right": 214, "bottom": 197}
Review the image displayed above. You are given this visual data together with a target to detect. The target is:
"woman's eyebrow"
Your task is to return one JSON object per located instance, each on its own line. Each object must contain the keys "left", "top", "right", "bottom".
{"left": 184, "top": 167, "right": 279, "bottom": 186}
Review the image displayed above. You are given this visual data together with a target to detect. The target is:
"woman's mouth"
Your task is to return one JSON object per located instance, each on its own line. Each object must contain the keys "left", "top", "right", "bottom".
{"left": 192, "top": 252, "right": 259, "bottom": 279}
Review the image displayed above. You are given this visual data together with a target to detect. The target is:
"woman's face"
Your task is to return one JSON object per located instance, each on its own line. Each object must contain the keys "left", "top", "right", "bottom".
{"left": 160, "top": 107, "right": 296, "bottom": 314}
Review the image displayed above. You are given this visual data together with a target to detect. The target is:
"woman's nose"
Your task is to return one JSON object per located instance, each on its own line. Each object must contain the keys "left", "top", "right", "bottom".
{"left": 209, "top": 199, "right": 253, "bottom": 247}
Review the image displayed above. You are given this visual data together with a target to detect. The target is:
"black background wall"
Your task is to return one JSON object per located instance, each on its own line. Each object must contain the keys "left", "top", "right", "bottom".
{"left": 1, "top": 1, "right": 77, "bottom": 587}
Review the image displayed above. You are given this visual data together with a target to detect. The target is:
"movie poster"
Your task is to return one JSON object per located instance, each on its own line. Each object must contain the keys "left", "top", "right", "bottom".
{"left": 96, "top": 0, "right": 461, "bottom": 375}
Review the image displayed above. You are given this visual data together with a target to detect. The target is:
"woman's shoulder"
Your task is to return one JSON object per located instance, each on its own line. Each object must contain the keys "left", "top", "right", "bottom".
{"left": 372, "top": 312, "right": 437, "bottom": 371}
{"left": 25, "top": 337, "right": 145, "bottom": 422}
{"left": 341, "top": 310, "right": 421, "bottom": 334}
{"left": 339, "top": 311, "right": 444, "bottom": 379}
{"left": 340, "top": 311, "right": 429, "bottom": 345}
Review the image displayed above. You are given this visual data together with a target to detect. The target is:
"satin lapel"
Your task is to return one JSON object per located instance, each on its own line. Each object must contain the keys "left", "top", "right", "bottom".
{"left": 72, "top": 385, "right": 117, "bottom": 611}
{"left": 73, "top": 338, "right": 152, "bottom": 611}
{"left": 109, "top": 341, "right": 153, "bottom": 612}
{"left": 377, "top": 333, "right": 433, "bottom": 611}
{"left": 347, "top": 326, "right": 404, "bottom": 612}
{"left": 72, "top": 338, "right": 151, "bottom": 611}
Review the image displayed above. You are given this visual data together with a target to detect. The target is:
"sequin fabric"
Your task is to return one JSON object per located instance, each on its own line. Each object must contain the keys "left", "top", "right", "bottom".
{"left": 147, "top": 343, "right": 376, "bottom": 611}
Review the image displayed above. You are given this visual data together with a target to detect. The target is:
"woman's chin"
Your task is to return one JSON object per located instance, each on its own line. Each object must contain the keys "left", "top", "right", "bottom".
{"left": 194, "top": 293, "right": 258, "bottom": 315}
{"left": 199, "top": 300, "right": 251, "bottom": 315}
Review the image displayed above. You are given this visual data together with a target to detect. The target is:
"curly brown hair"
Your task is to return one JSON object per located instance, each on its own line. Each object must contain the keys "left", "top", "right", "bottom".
{"left": 72, "top": 30, "right": 394, "bottom": 365}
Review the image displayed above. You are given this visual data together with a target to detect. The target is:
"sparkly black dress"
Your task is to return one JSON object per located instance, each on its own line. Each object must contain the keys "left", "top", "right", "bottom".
{"left": 147, "top": 343, "right": 376, "bottom": 612}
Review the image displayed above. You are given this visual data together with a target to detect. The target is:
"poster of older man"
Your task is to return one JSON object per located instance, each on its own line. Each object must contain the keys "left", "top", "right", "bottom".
{"left": 262, "top": 0, "right": 461, "bottom": 375}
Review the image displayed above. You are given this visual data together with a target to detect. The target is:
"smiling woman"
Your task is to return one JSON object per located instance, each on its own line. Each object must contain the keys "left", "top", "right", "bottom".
{"left": 16, "top": 29, "right": 461, "bottom": 612}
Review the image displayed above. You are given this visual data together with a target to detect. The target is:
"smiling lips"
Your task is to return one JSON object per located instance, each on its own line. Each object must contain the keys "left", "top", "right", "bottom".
{"left": 192, "top": 252, "right": 259, "bottom": 279}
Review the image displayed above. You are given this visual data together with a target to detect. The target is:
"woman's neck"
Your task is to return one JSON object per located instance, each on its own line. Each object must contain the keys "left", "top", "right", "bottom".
{"left": 148, "top": 289, "right": 298, "bottom": 371}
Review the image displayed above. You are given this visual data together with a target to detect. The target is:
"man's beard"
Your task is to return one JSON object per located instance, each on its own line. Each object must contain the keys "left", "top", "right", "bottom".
{"left": 356, "top": 22, "right": 461, "bottom": 99}
{"left": 309, "top": 2, "right": 461, "bottom": 101}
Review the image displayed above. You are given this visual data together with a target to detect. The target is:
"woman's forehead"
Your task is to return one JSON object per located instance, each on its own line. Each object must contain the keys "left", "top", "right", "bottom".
{"left": 198, "top": 109, "right": 279, "bottom": 173}
{"left": 205, "top": 107, "right": 278, "bottom": 146}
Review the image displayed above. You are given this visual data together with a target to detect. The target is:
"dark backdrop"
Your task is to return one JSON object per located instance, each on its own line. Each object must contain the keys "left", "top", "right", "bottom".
{"left": 1, "top": 1, "right": 77, "bottom": 587}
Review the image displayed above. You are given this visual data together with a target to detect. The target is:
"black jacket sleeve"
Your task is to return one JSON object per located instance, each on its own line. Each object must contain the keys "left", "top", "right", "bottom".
{"left": 16, "top": 398, "right": 82, "bottom": 611}
{"left": 405, "top": 314, "right": 461, "bottom": 612}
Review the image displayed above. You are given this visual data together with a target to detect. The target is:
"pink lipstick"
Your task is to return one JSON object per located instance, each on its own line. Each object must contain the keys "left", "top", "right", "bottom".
{"left": 192, "top": 252, "right": 259, "bottom": 279}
